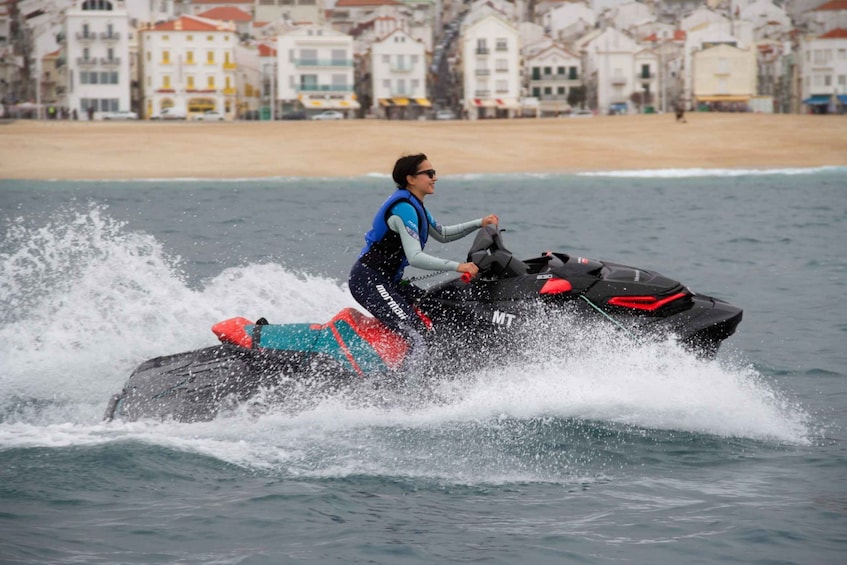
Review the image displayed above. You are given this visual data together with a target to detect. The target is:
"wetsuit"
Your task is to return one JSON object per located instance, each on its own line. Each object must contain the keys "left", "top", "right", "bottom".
{"left": 349, "top": 189, "right": 483, "bottom": 370}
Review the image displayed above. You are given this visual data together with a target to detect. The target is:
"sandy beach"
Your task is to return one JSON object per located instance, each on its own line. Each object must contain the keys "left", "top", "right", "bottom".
{"left": 2, "top": 113, "right": 845, "bottom": 180}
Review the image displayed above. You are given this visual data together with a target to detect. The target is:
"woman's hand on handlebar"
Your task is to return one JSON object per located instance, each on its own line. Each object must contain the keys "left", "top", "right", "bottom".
{"left": 457, "top": 262, "right": 479, "bottom": 277}
{"left": 458, "top": 262, "right": 479, "bottom": 283}
{"left": 482, "top": 214, "right": 499, "bottom": 227}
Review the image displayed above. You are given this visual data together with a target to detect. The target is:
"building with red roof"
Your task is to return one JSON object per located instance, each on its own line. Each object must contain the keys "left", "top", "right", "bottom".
{"left": 799, "top": 26, "right": 847, "bottom": 113}
{"left": 139, "top": 15, "right": 238, "bottom": 119}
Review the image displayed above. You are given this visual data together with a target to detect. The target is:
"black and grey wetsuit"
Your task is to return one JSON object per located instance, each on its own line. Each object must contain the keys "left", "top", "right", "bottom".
{"left": 349, "top": 189, "right": 482, "bottom": 370}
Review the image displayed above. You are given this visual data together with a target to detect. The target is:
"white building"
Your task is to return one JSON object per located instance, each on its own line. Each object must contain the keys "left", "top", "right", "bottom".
{"left": 460, "top": 13, "right": 521, "bottom": 119}
{"left": 371, "top": 28, "right": 430, "bottom": 119}
{"left": 255, "top": 0, "right": 325, "bottom": 24}
{"left": 542, "top": 1, "right": 596, "bottom": 44}
{"left": 799, "top": 28, "right": 847, "bottom": 113}
{"left": 139, "top": 15, "right": 238, "bottom": 118}
{"left": 276, "top": 24, "right": 360, "bottom": 116}
{"left": 524, "top": 43, "right": 583, "bottom": 115}
{"left": 64, "top": 0, "right": 131, "bottom": 119}
{"left": 585, "top": 27, "right": 658, "bottom": 114}
{"left": 804, "top": 0, "right": 847, "bottom": 35}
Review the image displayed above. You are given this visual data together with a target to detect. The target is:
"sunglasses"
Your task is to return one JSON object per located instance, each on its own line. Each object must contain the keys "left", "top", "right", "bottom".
{"left": 415, "top": 169, "right": 437, "bottom": 179}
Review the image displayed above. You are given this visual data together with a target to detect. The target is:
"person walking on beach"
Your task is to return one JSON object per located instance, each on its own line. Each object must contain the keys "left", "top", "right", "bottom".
{"left": 675, "top": 102, "right": 687, "bottom": 123}
{"left": 349, "top": 153, "right": 498, "bottom": 372}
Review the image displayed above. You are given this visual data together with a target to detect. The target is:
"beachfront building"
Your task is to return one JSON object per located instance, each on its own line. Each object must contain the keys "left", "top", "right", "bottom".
{"left": 682, "top": 19, "right": 754, "bottom": 107}
{"left": 139, "top": 15, "right": 238, "bottom": 119}
{"left": 276, "top": 24, "right": 360, "bottom": 117}
{"left": 799, "top": 28, "right": 847, "bottom": 113}
{"left": 370, "top": 28, "right": 430, "bottom": 119}
{"left": 640, "top": 29, "right": 687, "bottom": 113}
{"left": 584, "top": 27, "right": 659, "bottom": 115}
{"left": 691, "top": 42, "right": 757, "bottom": 110}
{"left": 460, "top": 13, "right": 521, "bottom": 119}
{"left": 64, "top": 0, "right": 132, "bottom": 120}
{"left": 39, "top": 49, "right": 66, "bottom": 114}
{"left": 524, "top": 43, "right": 583, "bottom": 116}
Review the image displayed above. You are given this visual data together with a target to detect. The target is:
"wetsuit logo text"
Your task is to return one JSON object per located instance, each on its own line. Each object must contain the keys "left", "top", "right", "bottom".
{"left": 376, "top": 284, "right": 408, "bottom": 320}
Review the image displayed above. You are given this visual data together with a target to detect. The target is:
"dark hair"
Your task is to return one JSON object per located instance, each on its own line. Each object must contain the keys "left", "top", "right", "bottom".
{"left": 392, "top": 153, "right": 428, "bottom": 189}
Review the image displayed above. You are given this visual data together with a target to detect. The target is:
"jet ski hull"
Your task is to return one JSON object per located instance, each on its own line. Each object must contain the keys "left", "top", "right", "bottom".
{"left": 106, "top": 226, "right": 743, "bottom": 422}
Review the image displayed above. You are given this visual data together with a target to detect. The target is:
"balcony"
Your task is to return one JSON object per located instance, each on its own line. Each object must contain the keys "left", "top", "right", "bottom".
{"left": 390, "top": 64, "right": 413, "bottom": 73}
{"left": 100, "top": 57, "right": 121, "bottom": 66}
{"left": 610, "top": 76, "right": 627, "bottom": 85}
{"left": 77, "top": 57, "right": 97, "bottom": 66}
{"left": 295, "top": 58, "right": 352, "bottom": 67}
{"left": 476, "top": 48, "right": 490, "bottom": 55}
{"left": 638, "top": 72, "right": 655, "bottom": 80}
{"left": 223, "top": 87, "right": 236, "bottom": 95}
{"left": 76, "top": 32, "right": 95, "bottom": 41}
{"left": 223, "top": 62, "right": 237, "bottom": 70}
{"left": 99, "top": 32, "right": 121, "bottom": 40}
{"left": 296, "top": 84, "right": 353, "bottom": 93}
{"left": 475, "top": 68, "right": 491, "bottom": 76}
{"left": 531, "top": 74, "right": 579, "bottom": 82}
{"left": 474, "top": 89, "right": 491, "bottom": 97}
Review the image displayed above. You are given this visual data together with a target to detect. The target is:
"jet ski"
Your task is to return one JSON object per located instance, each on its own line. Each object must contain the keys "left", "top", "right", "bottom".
{"left": 104, "top": 226, "right": 742, "bottom": 422}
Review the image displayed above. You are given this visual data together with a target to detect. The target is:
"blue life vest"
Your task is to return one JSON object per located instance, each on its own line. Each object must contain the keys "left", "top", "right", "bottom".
{"left": 358, "top": 189, "right": 429, "bottom": 282}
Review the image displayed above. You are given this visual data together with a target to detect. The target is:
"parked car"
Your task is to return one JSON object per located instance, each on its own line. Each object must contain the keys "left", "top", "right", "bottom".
{"left": 150, "top": 107, "right": 187, "bottom": 120}
{"left": 101, "top": 110, "right": 138, "bottom": 120}
{"left": 280, "top": 110, "right": 307, "bottom": 120}
{"left": 311, "top": 110, "right": 344, "bottom": 121}
{"left": 192, "top": 110, "right": 225, "bottom": 121}
{"left": 568, "top": 109, "right": 594, "bottom": 118}
{"left": 434, "top": 109, "right": 457, "bottom": 120}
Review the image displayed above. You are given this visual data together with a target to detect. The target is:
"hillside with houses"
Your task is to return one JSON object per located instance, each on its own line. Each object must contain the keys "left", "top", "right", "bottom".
{"left": 1, "top": 0, "right": 845, "bottom": 120}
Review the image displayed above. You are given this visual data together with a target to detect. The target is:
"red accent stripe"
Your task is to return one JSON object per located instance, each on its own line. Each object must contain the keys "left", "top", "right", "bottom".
{"left": 322, "top": 308, "right": 408, "bottom": 369}
{"left": 539, "top": 278, "right": 572, "bottom": 294}
{"left": 329, "top": 322, "right": 364, "bottom": 376}
{"left": 607, "top": 292, "right": 687, "bottom": 311}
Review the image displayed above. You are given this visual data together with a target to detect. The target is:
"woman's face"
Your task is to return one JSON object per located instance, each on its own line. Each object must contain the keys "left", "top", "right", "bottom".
{"left": 406, "top": 159, "right": 437, "bottom": 199}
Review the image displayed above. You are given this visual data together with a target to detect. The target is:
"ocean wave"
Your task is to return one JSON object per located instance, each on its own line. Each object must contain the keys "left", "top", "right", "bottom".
{"left": 26, "top": 166, "right": 846, "bottom": 183}
{"left": 578, "top": 166, "right": 847, "bottom": 178}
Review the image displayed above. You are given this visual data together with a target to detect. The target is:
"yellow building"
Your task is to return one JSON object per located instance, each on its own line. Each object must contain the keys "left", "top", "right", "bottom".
{"left": 692, "top": 43, "right": 756, "bottom": 109}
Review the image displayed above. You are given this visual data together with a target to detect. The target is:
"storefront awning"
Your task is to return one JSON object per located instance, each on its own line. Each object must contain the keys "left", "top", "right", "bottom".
{"left": 379, "top": 98, "right": 394, "bottom": 107}
{"left": 415, "top": 98, "right": 432, "bottom": 108}
{"left": 802, "top": 95, "right": 832, "bottom": 106}
{"left": 495, "top": 98, "right": 520, "bottom": 109}
{"left": 472, "top": 98, "right": 496, "bottom": 108}
{"left": 392, "top": 97, "right": 410, "bottom": 106}
{"left": 839, "top": 95, "right": 847, "bottom": 105}
{"left": 304, "top": 99, "right": 325, "bottom": 108}
{"left": 335, "top": 99, "right": 360, "bottom": 110}
{"left": 695, "top": 95, "right": 750, "bottom": 102}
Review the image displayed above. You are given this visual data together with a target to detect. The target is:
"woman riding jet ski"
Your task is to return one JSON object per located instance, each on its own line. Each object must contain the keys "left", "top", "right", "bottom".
{"left": 104, "top": 224, "right": 742, "bottom": 423}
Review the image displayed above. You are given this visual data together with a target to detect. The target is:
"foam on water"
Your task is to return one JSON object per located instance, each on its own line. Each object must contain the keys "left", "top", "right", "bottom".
{"left": 0, "top": 206, "right": 811, "bottom": 479}
{"left": 578, "top": 166, "right": 846, "bottom": 178}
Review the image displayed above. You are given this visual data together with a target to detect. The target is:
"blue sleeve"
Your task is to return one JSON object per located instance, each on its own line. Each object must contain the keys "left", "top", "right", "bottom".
{"left": 389, "top": 202, "right": 423, "bottom": 242}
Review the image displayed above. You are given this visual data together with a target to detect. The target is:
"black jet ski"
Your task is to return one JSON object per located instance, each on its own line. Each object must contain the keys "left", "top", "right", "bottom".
{"left": 104, "top": 226, "right": 742, "bottom": 422}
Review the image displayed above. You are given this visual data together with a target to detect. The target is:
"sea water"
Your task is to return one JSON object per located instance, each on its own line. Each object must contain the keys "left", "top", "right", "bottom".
{"left": 0, "top": 168, "right": 845, "bottom": 564}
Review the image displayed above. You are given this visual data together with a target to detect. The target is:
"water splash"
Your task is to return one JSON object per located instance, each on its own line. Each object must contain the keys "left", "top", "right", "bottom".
{"left": 0, "top": 206, "right": 811, "bottom": 480}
